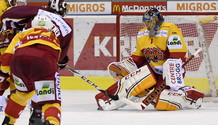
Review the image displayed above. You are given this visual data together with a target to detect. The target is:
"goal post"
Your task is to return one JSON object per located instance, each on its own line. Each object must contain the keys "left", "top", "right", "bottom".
{"left": 116, "top": 11, "right": 218, "bottom": 97}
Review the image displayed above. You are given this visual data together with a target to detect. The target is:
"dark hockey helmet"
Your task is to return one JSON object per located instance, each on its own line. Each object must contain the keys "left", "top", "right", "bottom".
{"left": 143, "top": 8, "right": 164, "bottom": 24}
{"left": 142, "top": 8, "right": 164, "bottom": 37}
{"left": 48, "top": 0, "right": 67, "bottom": 17}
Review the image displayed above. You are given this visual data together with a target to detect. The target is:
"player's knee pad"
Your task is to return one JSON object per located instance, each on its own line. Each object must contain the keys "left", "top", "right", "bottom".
{"left": 154, "top": 86, "right": 204, "bottom": 111}
{"left": 117, "top": 65, "right": 156, "bottom": 99}
{"left": 42, "top": 103, "right": 61, "bottom": 125}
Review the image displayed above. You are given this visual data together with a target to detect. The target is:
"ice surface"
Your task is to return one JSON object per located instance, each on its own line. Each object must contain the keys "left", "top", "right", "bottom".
{"left": 1, "top": 90, "right": 218, "bottom": 125}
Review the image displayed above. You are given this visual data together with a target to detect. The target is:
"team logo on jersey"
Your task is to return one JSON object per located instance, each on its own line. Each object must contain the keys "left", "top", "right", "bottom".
{"left": 143, "top": 47, "right": 163, "bottom": 63}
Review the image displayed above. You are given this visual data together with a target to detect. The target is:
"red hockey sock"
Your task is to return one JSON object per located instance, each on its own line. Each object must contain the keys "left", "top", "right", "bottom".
{"left": 42, "top": 103, "right": 61, "bottom": 125}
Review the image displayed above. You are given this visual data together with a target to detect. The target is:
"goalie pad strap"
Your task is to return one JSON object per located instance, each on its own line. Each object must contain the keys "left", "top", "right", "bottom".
{"left": 141, "top": 81, "right": 166, "bottom": 108}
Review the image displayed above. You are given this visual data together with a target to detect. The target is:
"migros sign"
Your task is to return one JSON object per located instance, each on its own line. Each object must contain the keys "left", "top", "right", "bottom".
{"left": 177, "top": 2, "right": 216, "bottom": 11}
{"left": 168, "top": 1, "right": 218, "bottom": 11}
{"left": 67, "top": 2, "right": 111, "bottom": 14}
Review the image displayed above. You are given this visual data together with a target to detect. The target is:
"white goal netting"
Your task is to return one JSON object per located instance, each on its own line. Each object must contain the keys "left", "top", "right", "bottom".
{"left": 117, "top": 12, "right": 218, "bottom": 97}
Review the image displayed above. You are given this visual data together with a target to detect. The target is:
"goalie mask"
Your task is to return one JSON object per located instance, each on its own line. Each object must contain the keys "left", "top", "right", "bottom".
{"left": 31, "top": 15, "right": 54, "bottom": 32}
{"left": 48, "top": 0, "right": 68, "bottom": 17}
{"left": 142, "top": 8, "right": 164, "bottom": 37}
{"left": 7, "top": 0, "right": 27, "bottom": 6}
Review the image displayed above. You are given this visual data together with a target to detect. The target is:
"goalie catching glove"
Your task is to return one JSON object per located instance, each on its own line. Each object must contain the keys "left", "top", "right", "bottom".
{"left": 108, "top": 57, "right": 138, "bottom": 81}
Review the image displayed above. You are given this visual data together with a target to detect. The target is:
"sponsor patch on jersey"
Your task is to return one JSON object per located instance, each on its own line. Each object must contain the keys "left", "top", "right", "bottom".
{"left": 34, "top": 80, "right": 55, "bottom": 102}
{"left": 137, "top": 30, "right": 149, "bottom": 38}
{"left": 167, "top": 35, "right": 183, "bottom": 49}
{"left": 12, "top": 74, "right": 28, "bottom": 91}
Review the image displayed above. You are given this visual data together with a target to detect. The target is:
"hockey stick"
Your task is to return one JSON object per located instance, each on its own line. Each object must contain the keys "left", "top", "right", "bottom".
{"left": 121, "top": 47, "right": 203, "bottom": 110}
{"left": 65, "top": 65, "right": 119, "bottom": 100}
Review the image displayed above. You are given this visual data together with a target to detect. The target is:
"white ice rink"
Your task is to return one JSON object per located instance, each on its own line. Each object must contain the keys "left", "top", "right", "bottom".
{"left": 1, "top": 90, "right": 218, "bottom": 125}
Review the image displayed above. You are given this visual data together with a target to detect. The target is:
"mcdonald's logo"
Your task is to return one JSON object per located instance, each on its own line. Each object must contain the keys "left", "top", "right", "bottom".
{"left": 113, "top": 5, "right": 121, "bottom": 12}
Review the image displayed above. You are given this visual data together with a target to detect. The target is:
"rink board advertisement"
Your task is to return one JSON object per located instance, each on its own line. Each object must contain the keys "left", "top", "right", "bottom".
{"left": 112, "top": 1, "right": 167, "bottom": 14}
{"left": 67, "top": 2, "right": 111, "bottom": 15}
{"left": 167, "top": 1, "right": 218, "bottom": 11}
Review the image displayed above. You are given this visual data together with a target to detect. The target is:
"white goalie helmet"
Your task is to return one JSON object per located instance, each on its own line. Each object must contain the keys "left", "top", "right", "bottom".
{"left": 8, "top": 0, "right": 27, "bottom": 6}
{"left": 31, "top": 15, "right": 54, "bottom": 31}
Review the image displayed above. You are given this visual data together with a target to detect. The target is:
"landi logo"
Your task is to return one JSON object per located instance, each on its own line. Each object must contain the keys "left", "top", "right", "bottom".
{"left": 36, "top": 83, "right": 54, "bottom": 96}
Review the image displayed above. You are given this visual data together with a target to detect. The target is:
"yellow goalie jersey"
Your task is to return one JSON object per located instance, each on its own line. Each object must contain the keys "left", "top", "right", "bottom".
{"left": 132, "top": 22, "right": 187, "bottom": 74}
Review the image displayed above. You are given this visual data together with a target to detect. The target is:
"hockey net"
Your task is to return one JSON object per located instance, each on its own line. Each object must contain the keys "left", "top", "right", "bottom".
{"left": 116, "top": 11, "right": 218, "bottom": 97}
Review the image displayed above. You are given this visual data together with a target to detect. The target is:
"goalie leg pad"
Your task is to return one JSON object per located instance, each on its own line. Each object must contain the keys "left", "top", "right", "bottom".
{"left": 95, "top": 82, "right": 118, "bottom": 110}
{"left": 180, "top": 86, "right": 204, "bottom": 108}
{"left": 98, "top": 96, "right": 139, "bottom": 111}
{"left": 155, "top": 89, "right": 184, "bottom": 111}
{"left": 117, "top": 65, "right": 156, "bottom": 99}
{"left": 154, "top": 86, "right": 204, "bottom": 111}
{"left": 95, "top": 82, "right": 139, "bottom": 111}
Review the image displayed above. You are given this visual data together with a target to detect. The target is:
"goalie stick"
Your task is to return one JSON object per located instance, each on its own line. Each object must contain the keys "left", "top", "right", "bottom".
{"left": 121, "top": 47, "right": 203, "bottom": 110}
{"left": 65, "top": 65, "right": 119, "bottom": 100}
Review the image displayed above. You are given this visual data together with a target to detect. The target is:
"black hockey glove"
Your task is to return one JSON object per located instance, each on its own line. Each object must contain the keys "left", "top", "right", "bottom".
{"left": 58, "top": 56, "right": 69, "bottom": 70}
